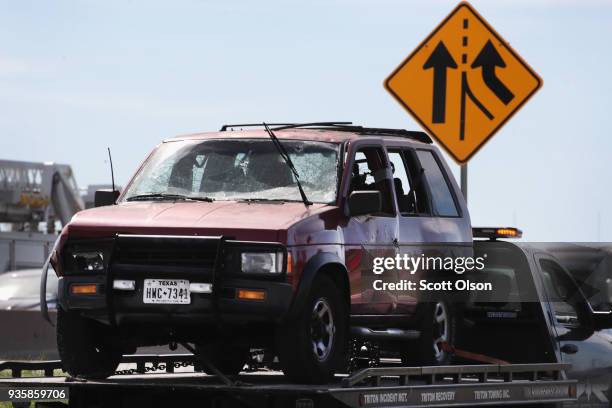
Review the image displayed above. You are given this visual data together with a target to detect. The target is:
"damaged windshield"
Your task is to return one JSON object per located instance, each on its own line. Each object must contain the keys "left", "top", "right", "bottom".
{"left": 123, "top": 139, "right": 340, "bottom": 204}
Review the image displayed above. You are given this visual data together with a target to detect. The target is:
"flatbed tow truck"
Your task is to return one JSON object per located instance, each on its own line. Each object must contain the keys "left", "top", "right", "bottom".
{"left": 0, "top": 355, "right": 575, "bottom": 407}
{"left": 1, "top": 231, "right": 591, "bottom": 407}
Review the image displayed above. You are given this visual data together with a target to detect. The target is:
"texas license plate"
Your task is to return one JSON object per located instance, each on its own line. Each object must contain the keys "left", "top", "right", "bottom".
{"left": 143, "top": 279, "right": 190, "bottom": 304}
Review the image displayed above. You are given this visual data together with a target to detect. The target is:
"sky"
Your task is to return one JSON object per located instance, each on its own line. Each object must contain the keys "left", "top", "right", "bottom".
{"left": 0, "top": 0, "right": 610, "bottom": 241}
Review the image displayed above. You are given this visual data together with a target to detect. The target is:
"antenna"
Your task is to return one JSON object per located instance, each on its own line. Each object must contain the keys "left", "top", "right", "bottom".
{"left": 107, "top": 147, "right": 116, "bottom": 193}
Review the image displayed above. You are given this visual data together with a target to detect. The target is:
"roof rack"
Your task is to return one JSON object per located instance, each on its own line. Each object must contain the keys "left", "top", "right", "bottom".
{"left": 220, "top": 122, "right": 352, "bottom": 131}
{"left": 219, "top": 122, "right": 432, "bottom": 144}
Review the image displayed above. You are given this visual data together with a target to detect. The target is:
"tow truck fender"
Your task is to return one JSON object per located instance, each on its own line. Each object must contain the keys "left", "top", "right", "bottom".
{"left": 285, "top": 252, "right": 348, "bottom": 321}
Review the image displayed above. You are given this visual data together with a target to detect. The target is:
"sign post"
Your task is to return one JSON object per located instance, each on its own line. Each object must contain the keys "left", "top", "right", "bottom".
{"left": 460, "top": 164, "right": 468, "bottom": 202}
{"left": 384, "top": 1, "right": 542, "bottom": 200}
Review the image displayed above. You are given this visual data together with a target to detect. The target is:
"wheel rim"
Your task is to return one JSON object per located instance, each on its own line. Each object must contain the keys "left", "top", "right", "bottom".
{"left": 432, "top": 301, "right": 450, "bottom": 362}
{"left": 310, "top": 298, "right": 335, "bottom": 362}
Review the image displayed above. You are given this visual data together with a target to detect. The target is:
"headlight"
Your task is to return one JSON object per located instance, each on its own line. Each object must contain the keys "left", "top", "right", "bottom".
{"left": 241, "top": 252, "right": 284, "bottom": 274}
{"left": 72, "top": 251, "right": 105, "bottom": 272}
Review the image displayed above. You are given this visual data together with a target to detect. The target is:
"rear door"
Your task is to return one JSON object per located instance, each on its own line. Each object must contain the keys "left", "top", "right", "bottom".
{"left": 388, "top": 146, "right": 472, "bottom": 312}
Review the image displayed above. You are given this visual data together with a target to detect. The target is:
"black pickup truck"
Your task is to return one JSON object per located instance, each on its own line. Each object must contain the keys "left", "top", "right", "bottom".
{"left": 462, "top": 234, "right": 612, "bottom": 408}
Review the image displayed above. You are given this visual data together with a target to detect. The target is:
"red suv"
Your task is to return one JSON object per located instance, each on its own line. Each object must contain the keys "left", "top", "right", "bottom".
{"left": 51, "top": 123, "right": 472, "bottom": 383}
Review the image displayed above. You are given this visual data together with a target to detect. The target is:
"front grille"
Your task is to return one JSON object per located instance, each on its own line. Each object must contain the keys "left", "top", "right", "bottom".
{"left": 112, "top": 235, "right": 221, "bottom": 270}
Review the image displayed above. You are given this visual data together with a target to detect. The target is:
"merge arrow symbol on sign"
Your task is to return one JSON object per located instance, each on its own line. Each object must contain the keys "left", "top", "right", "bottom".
{"left": 471, "top": 40, "right": 515, "bottom": 105}
{"left": 423, "top": 41, "right": 457, "bottom": 124}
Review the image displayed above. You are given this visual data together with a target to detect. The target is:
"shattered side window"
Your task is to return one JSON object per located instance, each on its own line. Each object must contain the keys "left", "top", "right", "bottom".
{"left": 123, "top": 139, "right": 340, "bottom": 204}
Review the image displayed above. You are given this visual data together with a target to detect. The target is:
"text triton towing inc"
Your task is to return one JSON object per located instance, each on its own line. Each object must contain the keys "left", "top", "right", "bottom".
{"left": 372, "top": 278, "right": 493, "bottom": 292}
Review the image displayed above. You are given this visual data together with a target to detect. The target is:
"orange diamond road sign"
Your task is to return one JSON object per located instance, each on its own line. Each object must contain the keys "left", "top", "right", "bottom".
{"left": 385, "top": 2, "right": 542, "bottom": 163}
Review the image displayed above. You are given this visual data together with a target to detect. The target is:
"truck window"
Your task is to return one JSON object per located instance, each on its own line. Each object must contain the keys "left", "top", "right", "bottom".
{"left": 387, "top": 150, "right": 430, "bottom": 215}
{"left": 540, "top": 259, "right": 580, "bottom": 327}
{"left": 465, "top": 266, "right": 522, "bottom": 313}
{"left": 415, "top": 150, "right": 459, "bottom": 217}
{"left": 349, "top": 147, "right": 394, "bottom": 215}
{"left": 387, "top": 151, "right": 412, "bottom": 214}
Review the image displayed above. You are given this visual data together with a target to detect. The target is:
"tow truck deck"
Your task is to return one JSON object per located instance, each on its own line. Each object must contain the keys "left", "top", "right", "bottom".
{"left": 0, "top": 354, "right": 577, "bottom": 407}
{"left": 3, "top": 235, "right": 593, "bottom": 407}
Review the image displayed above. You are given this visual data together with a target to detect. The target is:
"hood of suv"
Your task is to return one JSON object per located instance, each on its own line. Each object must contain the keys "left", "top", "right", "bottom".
{"left": 66, "top": 201, "right": 331, "bottom": 242}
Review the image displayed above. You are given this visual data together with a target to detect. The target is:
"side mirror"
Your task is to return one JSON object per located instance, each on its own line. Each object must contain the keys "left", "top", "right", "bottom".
{"left": 348, "top": 191, "right": 381, "bottom": 217}
{"left": 94, "top": 189, "right": 120, "bottom": 207}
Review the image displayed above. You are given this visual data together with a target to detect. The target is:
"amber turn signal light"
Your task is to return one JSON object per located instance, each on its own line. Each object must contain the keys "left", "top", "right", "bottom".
{"left": 495, "top": 228, "right": 521, "bottom": 238}
{"left": 70, "top": 284, "right": 98, "bottom": 295}
{"left": 237, "top": 289, "right": 266, "bottom": 301}
{"left": 472, "top": 227, "right": 523, "bottom": 240}
{"left": 286, "top": 253, "right": 293, "bottom": 275}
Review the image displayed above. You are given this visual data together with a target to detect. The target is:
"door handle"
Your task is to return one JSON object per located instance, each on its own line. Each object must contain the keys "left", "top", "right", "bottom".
{"left": 560, "top": 344, "right": 578, "bottom": 354}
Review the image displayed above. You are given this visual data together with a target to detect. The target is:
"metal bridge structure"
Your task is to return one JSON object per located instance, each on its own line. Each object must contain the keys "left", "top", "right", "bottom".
{"left": 0, "top": 159, "right": 85, "bottom": 273}
{"left": 0, "top": 160, "right": 84, "bottom": 229}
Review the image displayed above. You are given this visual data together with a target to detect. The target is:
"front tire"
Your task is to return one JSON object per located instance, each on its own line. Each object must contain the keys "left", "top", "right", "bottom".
{"left": 276, "top": 274, "right": 347, "bottom": 384}
{"left": 57, "top": 307, "right": 122, "bottom": 379}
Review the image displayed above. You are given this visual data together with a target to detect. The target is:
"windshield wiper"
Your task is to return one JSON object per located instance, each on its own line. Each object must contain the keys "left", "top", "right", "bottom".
{"left": 126, "top": 193, "right": 214, "bottom": 202}
{"left": 184, "top": 196, "right": 215, "bottom": 202}
{"left": 262, "top": 123, "right": 312, "bottom": 207}
{"left": 238, "top": 198, "right": 308, "bottom": 204}
{"left": 240, "top": 198, "right": 285, "bottom": 202}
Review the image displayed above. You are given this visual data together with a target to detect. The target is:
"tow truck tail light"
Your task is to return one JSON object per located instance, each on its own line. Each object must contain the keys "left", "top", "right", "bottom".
{"left": 472, "top": 227, "right": 523, "bottom": 240}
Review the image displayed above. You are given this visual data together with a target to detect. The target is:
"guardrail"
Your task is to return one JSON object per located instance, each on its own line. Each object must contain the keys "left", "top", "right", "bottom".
{"left": 0, "top": 231, "right": 55, "bottom": 272}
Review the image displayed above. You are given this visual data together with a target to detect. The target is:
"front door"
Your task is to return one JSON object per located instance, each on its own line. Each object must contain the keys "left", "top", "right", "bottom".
{"left": 344, "top": 145, "right": 399, "bottom": 316}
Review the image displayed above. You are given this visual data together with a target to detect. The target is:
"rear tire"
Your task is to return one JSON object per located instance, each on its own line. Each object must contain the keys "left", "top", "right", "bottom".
{"left": 402, "top": 300, "right": 455, "bottom": 366}
{"left": 276, "top": 274, "right": 347, "bottom": 384}
{"left": 57, "top": 307, "right": 122, "bottom": 379}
